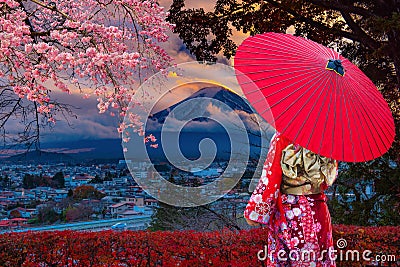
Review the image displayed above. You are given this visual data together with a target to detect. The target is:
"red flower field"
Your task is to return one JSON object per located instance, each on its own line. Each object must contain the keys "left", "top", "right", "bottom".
{"left": 0, "top": 225, "right": 398, "bottom": 266}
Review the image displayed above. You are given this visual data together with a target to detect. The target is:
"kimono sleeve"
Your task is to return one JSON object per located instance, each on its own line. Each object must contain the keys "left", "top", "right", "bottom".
{"left": 243, "top": 132, "right": 290, "bottom": 225}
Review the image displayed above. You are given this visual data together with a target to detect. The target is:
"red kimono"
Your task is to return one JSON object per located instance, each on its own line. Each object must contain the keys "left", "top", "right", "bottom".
{"left": 244, "top": 133, "right": 337, "bottom": 267}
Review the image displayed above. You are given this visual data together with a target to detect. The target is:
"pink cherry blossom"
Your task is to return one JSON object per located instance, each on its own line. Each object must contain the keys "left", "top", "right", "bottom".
{"left": 1, "top": 0, "right": 173, "bottom": 139}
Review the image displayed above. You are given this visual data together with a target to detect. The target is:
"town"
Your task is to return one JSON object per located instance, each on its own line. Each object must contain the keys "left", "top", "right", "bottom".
{"left": 0, "top": 159, "right": 257, "bottom": 232}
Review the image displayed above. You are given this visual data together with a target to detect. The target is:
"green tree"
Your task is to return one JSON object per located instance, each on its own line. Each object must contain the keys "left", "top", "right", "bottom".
{"left": 0, "top": 175, "right": 11, "bottom": 188}
{"left": 23, "top": 173, "right": 50, "bottom": 189}
{"left": 36, "top": 204, "right": 60, "bottom": 224}
{"left": 103, "top": 171, "right": 114, "bottom": 181}
{"left": 149, "top": 169, "right": 242, "bottom": 231}
{"left": 22, "top": 174, "right": 35, "bottom": 189}
{"left": 65, "top": 205, "right": 93, "bottom": 222}
{"left": 89, "top": 175, "right": 103, "bottom": 184}
{"left": 149, "top": 170, "right": 177, "bottom": 231}
{"left": 329, "top": 161, "right": 400, "bottom": 225}
{"left": 67, "top": 189, "right": 73, "bottom": 198}
{"left": 52, "top": 172, "right": 65, "bottom": 188}
{"left": 5, "top": 175, "right": 11, "bottom": 188}
{"left": 73, "top": 185, "right": 105, "bottom": 200}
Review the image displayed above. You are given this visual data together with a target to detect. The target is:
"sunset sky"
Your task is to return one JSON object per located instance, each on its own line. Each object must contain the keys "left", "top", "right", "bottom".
{"left": 38, "top": 1, "right": 249, "bottom": 145}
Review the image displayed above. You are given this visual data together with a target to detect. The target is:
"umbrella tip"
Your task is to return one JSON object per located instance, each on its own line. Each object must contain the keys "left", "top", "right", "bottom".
{"left": 326, "top": 59, "right": 345, "bottom": 76}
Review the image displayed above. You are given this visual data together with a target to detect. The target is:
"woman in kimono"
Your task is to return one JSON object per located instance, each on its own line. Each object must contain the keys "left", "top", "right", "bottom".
{"left": 244, "top": 132, "right": 338, "bottom": 267}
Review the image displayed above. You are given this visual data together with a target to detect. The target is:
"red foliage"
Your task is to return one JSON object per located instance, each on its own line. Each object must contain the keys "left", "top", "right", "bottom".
{"left": 0, "top": 225, "right": 398, "bottom": 266}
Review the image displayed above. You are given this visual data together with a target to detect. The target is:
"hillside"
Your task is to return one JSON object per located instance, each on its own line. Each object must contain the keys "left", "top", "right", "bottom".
{"left": 1, "top": 150, "right": 76, "bottom": 165}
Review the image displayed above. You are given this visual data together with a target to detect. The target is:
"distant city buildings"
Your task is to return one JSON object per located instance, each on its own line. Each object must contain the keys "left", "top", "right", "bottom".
{"left": 0, "top": 159, "right": 261, "bottom": 232}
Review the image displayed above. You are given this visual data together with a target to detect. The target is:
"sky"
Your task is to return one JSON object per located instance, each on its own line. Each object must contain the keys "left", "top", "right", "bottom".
{"left": 1, "top": 1, "right": 257, "bottom": 158}
{"left": 1, "top": 1, "right": 300, "bottom": 155}
{"left": 42, "top": 92, "right": 120, "bottom": 143}
{"left": 39, "top": 1, "right": 250, "bottom": 144}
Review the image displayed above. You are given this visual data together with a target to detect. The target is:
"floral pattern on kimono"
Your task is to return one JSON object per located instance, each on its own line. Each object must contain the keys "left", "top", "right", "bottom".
{"left": 244, "top": 132, "right": 291, "bottom": 228}
{"left": 244, "top": 132, "right": 337, "bottom": 267}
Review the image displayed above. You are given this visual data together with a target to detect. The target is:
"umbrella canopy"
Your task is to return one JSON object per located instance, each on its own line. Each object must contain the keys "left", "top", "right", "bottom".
{"left": 234, "top": 32, "right": 395, "bottom": 162}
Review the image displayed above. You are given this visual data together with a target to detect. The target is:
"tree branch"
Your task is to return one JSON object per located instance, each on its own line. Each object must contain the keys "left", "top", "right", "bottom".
{"left": 307, "top": 0, "right": 376, "bottom": 17}
{"left": 27, "top": 0, "right": 71, "bottom": 21}
{"left": 199, "top": 204, "right": 241, "bottom": 231}
{"left": 340, "top": 10, "right": 380, "bottom": 49}
{"left": 0, "top": 98, "right": 21, "bottom": 129}
{"left": 263, "top": 0, "right": 380, "bottom": 47}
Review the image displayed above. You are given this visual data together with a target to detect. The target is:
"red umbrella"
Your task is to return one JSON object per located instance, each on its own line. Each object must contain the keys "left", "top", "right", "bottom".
{"left": 234, "top": 32, "right": 395, "bottom": 162}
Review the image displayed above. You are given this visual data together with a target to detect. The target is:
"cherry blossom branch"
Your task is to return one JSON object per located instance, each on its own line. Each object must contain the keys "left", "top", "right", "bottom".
{"left": 0, "top": 0, "right": 174, "bottom": 146}
{"left": 27, "top": 0, "right": 71, "bottom": 21}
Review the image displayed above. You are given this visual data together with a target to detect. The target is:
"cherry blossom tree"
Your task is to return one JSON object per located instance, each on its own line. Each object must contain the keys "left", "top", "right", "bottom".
{"left": 0, "top": 0, "right": 173, "bottom": 147}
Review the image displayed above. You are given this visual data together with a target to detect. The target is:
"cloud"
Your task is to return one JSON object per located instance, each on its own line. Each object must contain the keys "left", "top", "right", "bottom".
{"left": 0, "top": 149, "right": 27, "bottom": 158}
{"left": 159, "top": 0, "right": 250, "bottom": 66}
{"left": 3, "top": 92, "right": 121, "bottom": 144}
{"left": 159, "top": 0, "right": 215, "bottom": 12}
{"left": 145, "top": 99, "right": 264, "bottom": 135}
{"left": 41, "top": 118, "right": 119, "bottom": 143}
{"left": 149, "top": 82, "right": 213, "bottom": 114}
{"left": 4, "top": 1, "right": 256, "bottom": 146}
{"left": 204, "top": 102, "right": 265, "bottom": 133}
{"left": 42, "top": 147, "right": 95, "bottom": 154}
{"left": 159, "top": 30, "right": 196, "bottom": 65}
{"left": 0, "top": 146, "right": 96, "bottom": 158}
